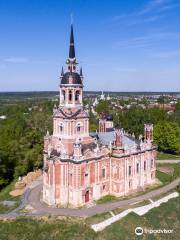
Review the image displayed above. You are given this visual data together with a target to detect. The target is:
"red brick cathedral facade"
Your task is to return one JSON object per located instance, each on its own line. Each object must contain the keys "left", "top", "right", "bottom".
{"left": 43, "top": 25, "right": 156, "bottom": 207}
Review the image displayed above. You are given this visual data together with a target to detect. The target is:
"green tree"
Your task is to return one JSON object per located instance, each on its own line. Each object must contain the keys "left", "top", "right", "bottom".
{"left": 96, "top": 100, "right": 110, "bottom": 114}
{"left": 154, "top": 121, "right": 180, "bottom": 153}
{"left": 174, "top": 100, "right": 180, "bottom": 124}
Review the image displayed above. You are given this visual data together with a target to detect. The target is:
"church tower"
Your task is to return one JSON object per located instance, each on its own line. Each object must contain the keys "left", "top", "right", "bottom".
{"left": 43, "top": 24, "right": 95, "bottom": 206}
{"left": 59, "top": 24, "right": 83, "bottom": 108}
{"left": 51, "top": 24, "right": 91, "bottom": 156}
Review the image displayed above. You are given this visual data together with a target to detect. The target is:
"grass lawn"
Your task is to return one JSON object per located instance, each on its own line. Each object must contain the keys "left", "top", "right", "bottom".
{"left": 0, "top": 180, "right": 20, "bottom": 213}
{"left": 96, "top": 195, "right": 118, "bottom": 204}
{"left": 0, "top": 180, "right": 19, "bottom": 202}
{"left": 0, "top": 196, "right": 180, "bottom": 240}
{"left": 173, "top": 163, "right": 180, "bottom": 178}
{"left": 156, "top": 170, "right": 172, "bottom": 184}
{"left": 156, "top": 163, "right": 180, "bottom": 184}
{"left": 156, "top": 152, "right": 180, "bottom": 160}
{"left": 0, "top": 203, "right": 19, "bottom": 214}
{"left": 98, "top": 195, "right": 180, "bottom": 240}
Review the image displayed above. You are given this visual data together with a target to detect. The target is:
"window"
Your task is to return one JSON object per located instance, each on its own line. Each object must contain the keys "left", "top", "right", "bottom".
{"left": 69, "top": 90, "right": 72, "bottom": 101}
{"left": 75, "top": 91, "right": 80, "bottom": 101}
{"left": 102, "top": 168, "right": 106, "bottom": 178}
{"left": 59, "top": 123, "right": 63, "bottom": 133}
{"left": 128, "top": 166, "right": 132, "bottom": 176}
{"left": 62, "top": 90, "right": 66, "bottom": 101}
{"left": 77, "top": 125, "right": 80, "bottom": 132}
{"left": 136, "top": 163, "right": 139, "bottom": 174}
{"left": 144, "top": 161, "right": 146, "bottom": 171}
{"left": 60, "top": 125, "right": 63, "bottom": 132}
{"left": 151, "top": 159, "right": 154, "bottom": 168}
{"left": 103, "top": 185, "right": 106, "bottom": 191}
{"left": 129, "top": 180, "right": 132, "bottom": 188}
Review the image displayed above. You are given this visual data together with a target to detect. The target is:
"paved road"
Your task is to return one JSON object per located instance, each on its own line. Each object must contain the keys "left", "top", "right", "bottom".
{"left": 0, "top": 177, "right": 180, "bottom": 219}
{"left": 26, "top": 177, "right": 180, "bottom": 217}
{"left": 156, "top": 160, "right": 180, "bottom": 164}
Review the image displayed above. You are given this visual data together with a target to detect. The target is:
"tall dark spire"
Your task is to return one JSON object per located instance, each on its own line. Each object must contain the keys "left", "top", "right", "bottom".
{"left": 80, "top": 67, "right": 83, "bottom": 77}
{"left": 61, "top": 66, "right": 64, "bottom": 76}
{"left": 69, "top": 24, "right": 75, "bottom": 59}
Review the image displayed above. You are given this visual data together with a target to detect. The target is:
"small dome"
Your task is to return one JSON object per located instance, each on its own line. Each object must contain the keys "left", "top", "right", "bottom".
{"left": 61, "top": 72, "right": 82, "bottom": 85}
{"left": 106, "top": 114, "right": 113, "bottom": 121}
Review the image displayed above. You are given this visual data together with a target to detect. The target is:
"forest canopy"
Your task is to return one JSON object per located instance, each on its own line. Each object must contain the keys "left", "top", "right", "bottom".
{"left": 0, "top": 96, "right": 180, "bottom": 189}
{"left": 0, "top": 101, "right": 53, "bottom": 189}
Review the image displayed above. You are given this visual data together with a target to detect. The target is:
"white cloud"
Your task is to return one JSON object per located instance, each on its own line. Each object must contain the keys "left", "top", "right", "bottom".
{"left": 3, "top": 58, "right": 58, "bottom": 65}
{"left": 127, "top": 15, "right": 163, "bottom": 26}
{"left": 4, "top": 57, "right": 29, "bottom": 63}
{"left": 106, "top": 0, "right": 178, "bottom": 26}
{"left": 114, "top": 32, "right": 180, "bottom": 49}
{"left": 138, "top": 0, "right": 169, "bottom": 15}
{"left": 158, "top": 2, "right": 180, "bottom": 12}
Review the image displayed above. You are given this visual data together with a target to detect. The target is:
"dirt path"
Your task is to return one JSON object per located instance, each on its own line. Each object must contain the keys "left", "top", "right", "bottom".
{"left": 156, "top": 160, "right": 180, "bottom": 164}
{"left": 0, "top": 177, "right": 179, "bottom": 219}
{"left": 2, "top": 178, "right": 180, "bottom": 219}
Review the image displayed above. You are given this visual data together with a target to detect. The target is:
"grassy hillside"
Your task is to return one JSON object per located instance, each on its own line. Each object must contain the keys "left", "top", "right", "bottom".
{"left": 0, "top": 196, "right": 180, "bottom": 240}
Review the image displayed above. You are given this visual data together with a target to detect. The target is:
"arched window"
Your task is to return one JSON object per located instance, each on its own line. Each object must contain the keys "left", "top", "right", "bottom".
{"left": 75, "top": 91, "right": 80, "bottom": 101}
{"left": 62, "top": 90, "right": 65, "bottom": 101}
{"left": 69, "top": 90, "right": 72, "bottom": 101}
{"left": 151, "top": 159, "right": 154, "bottom": 168}
{"left": 59, "top": 123, "right": 63, "bottom": 133}
{"left": 77, "top": 124, "right": 81, "bottom": 132}
{"left": 102, "top": 168, "right": 106, "bottom": 178}
{"left": 128, "top": 166, "right": 132, "bottom": 176}
{"left": 136, "top": 163, "right": 139, "bottom": 173}
{"left": 144, "top": 161, "right": 146, "bottom": 171}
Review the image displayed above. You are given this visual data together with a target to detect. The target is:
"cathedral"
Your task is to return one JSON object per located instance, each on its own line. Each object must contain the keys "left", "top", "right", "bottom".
{"left": 43, "top": 25, "right": 156, "bottom": 207}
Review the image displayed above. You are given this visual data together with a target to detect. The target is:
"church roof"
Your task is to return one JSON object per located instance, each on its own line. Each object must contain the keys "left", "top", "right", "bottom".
{"left": 98, "top": 131, "right": 136, "bottom": 147}
{"left": 61, "top": 71, "right": 82, "bottom": 85}
{"left": 100, "top": 113, "right": 113, "bottom": 121}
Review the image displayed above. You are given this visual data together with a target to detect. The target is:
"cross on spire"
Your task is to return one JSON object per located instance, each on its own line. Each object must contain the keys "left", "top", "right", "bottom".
{"left": 70, "top": 13, "right": 73, "bottom": 25}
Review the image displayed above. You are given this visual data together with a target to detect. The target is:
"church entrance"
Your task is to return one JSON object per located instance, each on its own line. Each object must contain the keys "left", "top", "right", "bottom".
{"left": 85, "top": 190, "right": 89, "bottom": 203}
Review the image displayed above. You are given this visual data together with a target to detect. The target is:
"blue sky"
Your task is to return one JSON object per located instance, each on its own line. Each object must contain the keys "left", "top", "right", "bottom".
{"left": 0, "top": 0, "right": 180, "bottom": 92}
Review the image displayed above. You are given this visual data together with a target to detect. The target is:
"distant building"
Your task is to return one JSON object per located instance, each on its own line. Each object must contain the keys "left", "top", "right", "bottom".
{"left": 0, "top": 115, "right": 7, "bottom": 120}
{"left": 100, "top": 91, "right": 105, "bottom": 100}
{"left": 106, "top": 94, "right": 111, "bottom": 101}
{"left": 99, "top": 113, "right": 114, "bottom": 132}
{"left": 43, "top": 24, "right": 157, "bottom": 207}
{"left": 93, "top": 97, "right": 99, "bottom": 107}
{"left": 158, "top": 103, "right": 176, "bottom": 111}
